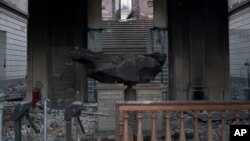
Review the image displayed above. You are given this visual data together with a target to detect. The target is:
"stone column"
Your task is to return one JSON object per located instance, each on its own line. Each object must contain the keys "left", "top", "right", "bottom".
{"left": 133, "top": 83, "right": 165, "bottom": 136}
{"left": 95, "top": 83, "right": 127, "bottom": 133}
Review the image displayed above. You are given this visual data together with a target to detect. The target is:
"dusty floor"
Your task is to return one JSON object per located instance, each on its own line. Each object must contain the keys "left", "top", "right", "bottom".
{"left": 2, "top": 101, "right": 105, "bottom": 141}
{"left": 2, "top": 101, "right": 250, "bottom": 141}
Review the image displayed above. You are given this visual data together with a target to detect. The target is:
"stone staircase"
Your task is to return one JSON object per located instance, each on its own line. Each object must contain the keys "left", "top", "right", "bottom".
{"left": 88, "top": 20, "right": 169, "bottom": 102}
{"left": 101, "top": 20, "right": 154, "bottom": 54}
{"left": 101, "top": 20, "right": 169, "bottom": 99}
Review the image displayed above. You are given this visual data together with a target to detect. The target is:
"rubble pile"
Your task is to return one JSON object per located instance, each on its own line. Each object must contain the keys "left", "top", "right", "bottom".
{"left": 2, "top": 102, "right": 249, "bottom": 141}
{"left": 2, "top": 102, "right": 98, "bottom": 141}
{"left": 170, "top": 111, "right": 250, "bottom": 141}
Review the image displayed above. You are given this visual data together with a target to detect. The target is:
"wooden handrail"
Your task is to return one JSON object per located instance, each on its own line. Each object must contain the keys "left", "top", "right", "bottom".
{"left": 116, "top": 101, "right": 250, "bottom": 141}
{"left": 116, "top": 101, "right": 250, "bottom": 111}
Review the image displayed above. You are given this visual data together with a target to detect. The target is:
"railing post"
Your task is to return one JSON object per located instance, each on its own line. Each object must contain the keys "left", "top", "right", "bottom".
{"left": 137, "top": 112, "right": 143, "bottom": 141}
{"left": 235, "top": 111, "right": 240, "bottom": 125}
{"left": 119, "top": 121, "right": 124, "bottom": 141}
{"left": 207, "top": 111, "right": 212, "bottom": 141}
{"left": 116, "top": 102, "right": 250, "bottom": 141}
{"left": 129, "top": 119, "right": 134, "bottom": 141}
{"left": 123, "top": 112, "right": 130, "bottom": 141}
{"left": 179, "top": 111, "right": 185, "bottom": 141}
{"left": 151, "top": 111, "right": 157, "bottom": 141}
{"left": 165, "top": 111, "right": 171, "bottom": 141}
{"left": 193, "top": 112, "right": 199, "bottom": 141}
{"left": 221, "top": 111, "right": 227, "bottom": 141}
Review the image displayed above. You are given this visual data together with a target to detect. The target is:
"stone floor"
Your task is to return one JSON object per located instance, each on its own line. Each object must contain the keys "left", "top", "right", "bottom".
{"left": 2, "top": 101, "right": 250, "bottom": 141}
{"left": 2, "top": 101, "right": 102, "bottom": 141}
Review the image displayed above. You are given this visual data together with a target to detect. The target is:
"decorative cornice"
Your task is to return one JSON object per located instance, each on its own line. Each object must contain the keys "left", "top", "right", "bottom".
{"left": 0, "top": 7, "right": 27, "bottom": 23}
{"left": 0, "top": 0, "right": 28, "bottom": 19}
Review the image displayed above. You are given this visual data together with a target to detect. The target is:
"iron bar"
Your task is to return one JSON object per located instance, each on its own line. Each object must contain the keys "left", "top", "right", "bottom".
{"left": 44, "top": 98, "right": 48, "bottom": 141}
{"left": 76, "top": 116, "right": 85, "bottom": 134}
{"left": 25, "top": 113, "right": 39, "bottom": 133}
{"left": 0, "top": 102, "right": 3, "bottom": 141}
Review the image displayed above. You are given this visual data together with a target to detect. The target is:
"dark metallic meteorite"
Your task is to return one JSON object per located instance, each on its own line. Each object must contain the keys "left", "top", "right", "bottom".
{"left": 71, "top": 49, "right": 166, "bottom": 84}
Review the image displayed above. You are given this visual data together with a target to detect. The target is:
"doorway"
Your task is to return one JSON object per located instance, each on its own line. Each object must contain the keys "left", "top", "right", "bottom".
{"left": 86, "top": 0, "right": 169, "bottom": 102}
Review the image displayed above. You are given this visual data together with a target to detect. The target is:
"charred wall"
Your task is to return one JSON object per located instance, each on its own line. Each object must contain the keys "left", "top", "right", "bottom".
{"left": 168, "top": 0, "right": 230, "bottom": 100}
{"left": 27, "top": 0, "right": 88, "bottom": 108}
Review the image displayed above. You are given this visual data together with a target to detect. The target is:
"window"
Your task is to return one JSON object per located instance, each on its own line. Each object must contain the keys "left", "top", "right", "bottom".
{"left": 102, "top": 0, "right": 153, "bottom": 21}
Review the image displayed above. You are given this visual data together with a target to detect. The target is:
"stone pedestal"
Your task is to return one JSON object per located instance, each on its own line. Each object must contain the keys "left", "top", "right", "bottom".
{"left": 95, "top": 83, "right": 127, "bottom": 133}
{"left": 133, "top": 83, "right": 165, "bottom": 135}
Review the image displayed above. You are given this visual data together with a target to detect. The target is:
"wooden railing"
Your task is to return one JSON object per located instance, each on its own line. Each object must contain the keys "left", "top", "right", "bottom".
{"left": 115, "top": 101, "right": 250, "bottom": 141}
